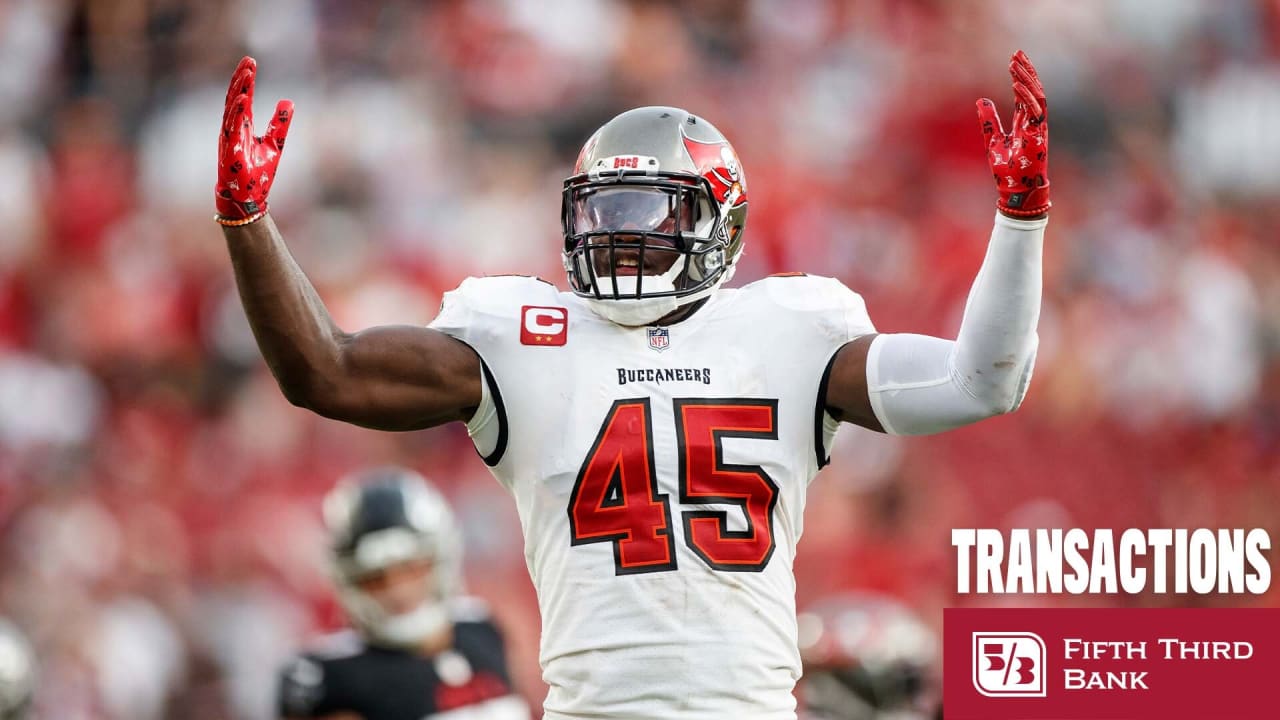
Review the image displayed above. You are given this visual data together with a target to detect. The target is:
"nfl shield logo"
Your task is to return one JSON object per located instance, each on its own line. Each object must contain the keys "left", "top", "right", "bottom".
{"left": 647, "top": 327, "right": 670, "bottom": 352}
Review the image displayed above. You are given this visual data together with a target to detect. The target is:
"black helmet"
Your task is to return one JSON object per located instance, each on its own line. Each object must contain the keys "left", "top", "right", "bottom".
{"left": 322, "top": 467, "right": 462, "bottom": 647}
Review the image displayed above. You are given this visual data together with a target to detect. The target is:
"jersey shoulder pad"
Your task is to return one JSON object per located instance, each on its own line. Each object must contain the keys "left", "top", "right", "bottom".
{"left": 303, "top": 629, "right": 365, "bottom": 660}
{"left": 739, "top": 274, "right": 875, "bottom": 339}
{"left": 278, "top": 653, "right": 328, "bottom": 717}
{"left": 451, "top": 597, "right": 504, "bottom": 645}
{"left": 441, "top": 275, "right": 564, "bottom": 317}
{"left": 277, "top": 632, "right": 365, "bottom": 717}
{"left": 430, "top": 275, "right": 567, "bottom": 340}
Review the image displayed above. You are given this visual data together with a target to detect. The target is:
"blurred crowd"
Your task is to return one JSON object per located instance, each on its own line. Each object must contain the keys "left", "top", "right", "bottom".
{"left": 0, "top": 0, "right": 1278, "bottom": 717}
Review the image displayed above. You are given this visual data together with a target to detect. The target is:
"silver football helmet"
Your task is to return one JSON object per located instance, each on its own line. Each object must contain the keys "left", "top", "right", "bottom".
{"left": 322, "top": 467, "right": 462, "bottom": 648}
{"left": 562, "top": 106, "right": 749, "bottom": 326}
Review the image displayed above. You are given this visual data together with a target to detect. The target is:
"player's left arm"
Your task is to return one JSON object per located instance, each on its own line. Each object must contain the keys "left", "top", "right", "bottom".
{"left": 825, "top": 50, "right": 1048, "bottom": 435}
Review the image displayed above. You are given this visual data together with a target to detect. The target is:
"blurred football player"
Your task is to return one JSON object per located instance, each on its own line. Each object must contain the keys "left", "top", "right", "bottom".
{"left": 0, "top": 619, "right": 35, "bottom": 720}
{"left": 220, "top": 50, "right": 1049, "bottom": 720}
{"left": 277, "top": 467, "right": 528, "bottom": 720}
{"left": 796, "top": 593, "right": 940, "bottom": 720}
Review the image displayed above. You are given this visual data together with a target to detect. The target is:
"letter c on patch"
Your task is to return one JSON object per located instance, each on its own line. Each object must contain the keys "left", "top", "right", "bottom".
{"left": 521, "top": 306, "right": 568, "bottom": 346}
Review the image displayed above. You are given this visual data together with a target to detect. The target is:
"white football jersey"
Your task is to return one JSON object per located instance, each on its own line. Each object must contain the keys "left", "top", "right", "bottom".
{"left": 429, "top": 274, "right": 875, "bottom": 720}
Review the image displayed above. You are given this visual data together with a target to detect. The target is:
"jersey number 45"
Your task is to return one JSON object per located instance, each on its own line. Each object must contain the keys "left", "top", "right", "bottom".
{"left": 568, "top": 398, "right": 779, "bottom": 575}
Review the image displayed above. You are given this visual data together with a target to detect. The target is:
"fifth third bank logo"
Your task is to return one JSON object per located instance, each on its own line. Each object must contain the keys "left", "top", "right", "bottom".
{"left": 972, "top": 632, "right": 1047, "bottom": 697}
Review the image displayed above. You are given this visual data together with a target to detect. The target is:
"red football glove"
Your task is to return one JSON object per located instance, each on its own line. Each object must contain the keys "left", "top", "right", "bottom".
{"left": 215, "top": 56, "right": 293, "bottom": 224}
{"left": 977, "top": 50, "right": 1050, "bottom": 218}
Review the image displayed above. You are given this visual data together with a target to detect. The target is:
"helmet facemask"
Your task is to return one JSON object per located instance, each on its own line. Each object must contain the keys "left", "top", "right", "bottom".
{"left": 562, "top": 173, "right": 732, "bottom": 326}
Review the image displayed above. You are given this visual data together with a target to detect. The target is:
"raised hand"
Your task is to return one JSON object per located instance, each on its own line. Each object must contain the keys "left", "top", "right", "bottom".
{"left": 215, "top": 56, "right": 293, "bottom": 225}
{"left": 977, "top": 50, "right": 1050, "bottom": 218}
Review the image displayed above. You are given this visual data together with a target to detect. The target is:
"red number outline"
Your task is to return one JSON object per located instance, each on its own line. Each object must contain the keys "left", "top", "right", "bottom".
{"left": 674, "top": 398, "right": 779, "bottom": 572}
{"left": 567, "top": 398, "right": 677, "bottom": 575}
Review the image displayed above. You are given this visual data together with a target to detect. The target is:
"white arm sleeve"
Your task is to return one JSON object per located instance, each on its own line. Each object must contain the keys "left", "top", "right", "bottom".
{"left": 867, "top": 213, "right": 1045, "bottom": 435}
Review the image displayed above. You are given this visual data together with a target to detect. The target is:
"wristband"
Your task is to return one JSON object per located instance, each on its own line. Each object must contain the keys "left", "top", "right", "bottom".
{"left": 214, "top": 208, "right": 267, "bottom": 227}
{"left": 997, "top": 201, "right": 1051, "bottom": 218}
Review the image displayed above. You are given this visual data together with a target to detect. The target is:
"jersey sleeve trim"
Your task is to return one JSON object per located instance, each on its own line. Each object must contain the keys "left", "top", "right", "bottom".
{"left": 477, "top": 358, "right": 509, "bottom": 467}
{"left": 814, "top": 348, "right": 841, "bottom": 469}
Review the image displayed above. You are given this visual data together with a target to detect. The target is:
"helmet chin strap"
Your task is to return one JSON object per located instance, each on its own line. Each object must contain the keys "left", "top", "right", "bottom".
{"left": 341, "top": 585, "right": 451, "bottom": 649}
{"left": 585, "top": 284, "right": 679, "bottom": 327}
{"left": 584, "top": 262, "right": 734, "bottom": 327}
{"left": 366, "top": 598, "right": 451, "bottom": 649}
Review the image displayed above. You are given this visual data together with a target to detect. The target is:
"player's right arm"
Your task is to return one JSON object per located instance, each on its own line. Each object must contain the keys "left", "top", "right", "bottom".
{"left": 216, "top": 57, "right": 480, "bottom": 431}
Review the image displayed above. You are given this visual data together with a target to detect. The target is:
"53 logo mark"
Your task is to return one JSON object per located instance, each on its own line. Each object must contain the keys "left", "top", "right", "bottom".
{"left": 972, "top": 632, "right": 1047, "bottom": 697}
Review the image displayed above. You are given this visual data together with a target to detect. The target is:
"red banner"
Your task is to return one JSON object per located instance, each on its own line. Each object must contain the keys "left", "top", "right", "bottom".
{"left": 944, "top": 608, "right": 1280, "bottom": 718}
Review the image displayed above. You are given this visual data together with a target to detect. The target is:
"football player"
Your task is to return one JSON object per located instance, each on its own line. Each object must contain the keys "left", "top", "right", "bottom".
{"left": 220, "top": 51, "right": 1048, "bottom": 720}
{"left": 277, "top": 467, "right": 529, "bottom": 720}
